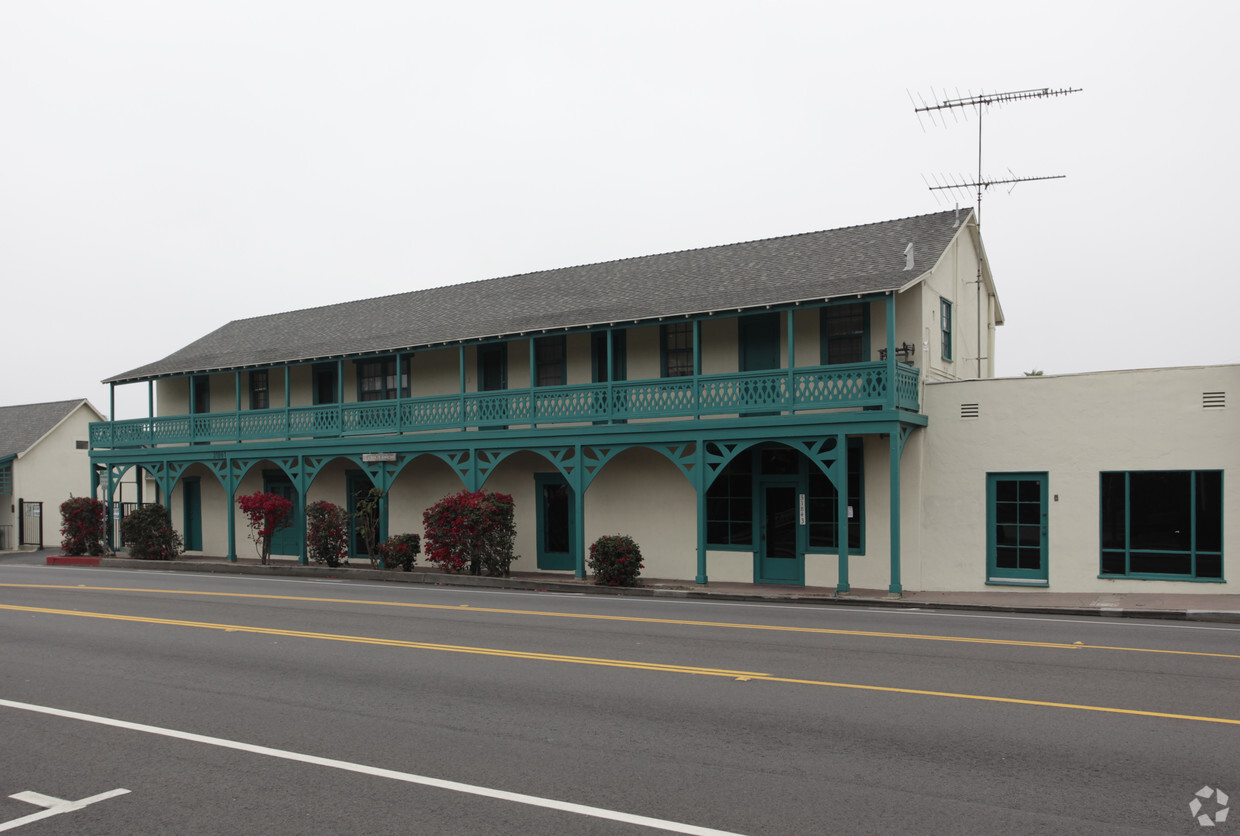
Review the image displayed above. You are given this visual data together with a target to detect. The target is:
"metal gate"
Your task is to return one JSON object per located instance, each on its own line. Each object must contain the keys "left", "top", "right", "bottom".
{"left": 18, "top": 500, "right": 43, "bottom": 549}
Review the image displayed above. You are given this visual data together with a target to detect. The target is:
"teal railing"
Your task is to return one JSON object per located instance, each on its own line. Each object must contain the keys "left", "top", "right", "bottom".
{"left": 90, "top": 362, "right": 920, "bottom": 449}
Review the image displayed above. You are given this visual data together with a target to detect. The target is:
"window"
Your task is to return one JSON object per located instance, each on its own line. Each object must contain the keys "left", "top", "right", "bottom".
{"left": 1100, "top": 471, "right": 1223, "bottom": 580}
{"left": 534, "top": 336, "right": 566, "bottom": 387}
{"left": 807, "top": 440, "right": 864, "bottom": 551}
{"left": 940, "top": 298, "right": 953, "bottom": 362}
{"left": 661, "top": 323, "right": 694, "bottom": 377}
{"left": 820, "top": 304, "right": 867, "bottom": 365}
{"left": 357, "top": 357, "right": 408, "bottom": 401}
{"left": 313, "top": 364, "right": 338, "bottom": 405}
{"left": 249, "top": 370, "right": 269, "bottom": 410}
{"left": 0, "top": 460, "right": 12, "bottom": 495}
{"left": 706, "top": 454, "right": 754, "bottom": 547}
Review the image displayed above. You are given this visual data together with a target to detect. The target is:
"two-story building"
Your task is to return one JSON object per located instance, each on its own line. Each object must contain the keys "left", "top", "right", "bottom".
{"left": 88, "top": 208, "right": 1234, "bottom": 593}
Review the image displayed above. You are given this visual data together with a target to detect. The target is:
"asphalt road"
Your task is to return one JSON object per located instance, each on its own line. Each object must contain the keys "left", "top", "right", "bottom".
{"left": 1, "top": 562, "right": 1237, "bottom": 834}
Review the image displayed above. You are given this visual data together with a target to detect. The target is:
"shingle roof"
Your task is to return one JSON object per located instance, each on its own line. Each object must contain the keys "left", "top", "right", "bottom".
{"left": 0, "top": 400, "right": 91, "bottom": 459}
{"left": 106, "top": 209, "right": 970, "bottom": 383}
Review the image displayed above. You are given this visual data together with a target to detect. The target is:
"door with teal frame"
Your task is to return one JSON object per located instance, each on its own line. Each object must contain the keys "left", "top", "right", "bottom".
{"left": 263, "top": 471, "right": 300, "bottom": 558}
{"left": 182, "top": 477, "right": 202, "bottom": 552}
{"left": 756, "top": 478, "right": 803, "bottom": 584}
{"left": 986, "top": 472, "right": 1049, "bottom": 585}
{"left": 535, "top": 473, "right": 575, "bottom": 570}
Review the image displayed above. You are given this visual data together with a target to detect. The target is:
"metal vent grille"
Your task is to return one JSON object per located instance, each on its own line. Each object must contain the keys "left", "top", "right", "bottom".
{"left": 75, "top": 440, "right": 89, "bottom": 449}
{"left": 1203, "top": 392, "right": 1226, "bottom": 409}
{"left": 960, "top": 403, "right": 980, "bottom": 419}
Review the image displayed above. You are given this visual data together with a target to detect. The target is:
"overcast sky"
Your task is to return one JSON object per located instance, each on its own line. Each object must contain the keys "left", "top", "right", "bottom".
{"left": 3, "top": 1, "right": 1236, "bottom": 419}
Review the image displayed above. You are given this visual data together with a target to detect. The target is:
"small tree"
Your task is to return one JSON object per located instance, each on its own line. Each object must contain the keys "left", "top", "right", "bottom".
{"left": 60, "top": 495, "right": 106, "bottom": 556}
{"left": 306, "top": 501, "right": 349, "bottom": 568}
{"left": 422, "top": 490, "right": 516, "bottom": 576}
{"left": 588, "top": 534, "right": 644, "bottom": 586}
{"left": 237, "top": 491, "right": 294, "bottom": 565}
{"left": 120, "top": 504, "right": 184, "bottom": 560}
{"left": 373, "top": 533, "right": 421, "bottom": 571}
{"left": 353, "top": 488, "right": 384, "bottom": 568}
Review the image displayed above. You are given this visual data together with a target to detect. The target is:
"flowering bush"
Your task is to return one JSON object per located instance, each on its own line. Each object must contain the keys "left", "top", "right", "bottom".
{"left": 306, "top": 501, "right": 349, "bottom": 568}
{"left": 373, "top": 532, "right": 421, "bottom": 571}
{"left": 60, "top": 496, "right": 106, "bottom": 556}
{"left": 237, "top": 491, "right": 294, "bottom": 564}
{"left": 353, "top": 487, "right": 383, "bottom": 567}
{"left": 120, "top": 504, "right": 183, "bottom": 560}
{"left": 588, "top": 534, "right": 644, "bottom": 586}
{"left": 422, "top": 490, "right": 516, "bottom": 576}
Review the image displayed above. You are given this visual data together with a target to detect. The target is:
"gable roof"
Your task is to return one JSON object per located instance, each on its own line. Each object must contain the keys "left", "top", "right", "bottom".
{"left": 0, "top": 399, "right": 98, "bottom": 460}
{"left": 107, "top": 209, "right": 973, "bottom": 383}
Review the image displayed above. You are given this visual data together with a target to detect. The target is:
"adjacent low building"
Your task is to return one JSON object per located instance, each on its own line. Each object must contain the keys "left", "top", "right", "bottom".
{"left": 87, "top": 209, "right": 1234, "bottom": 592}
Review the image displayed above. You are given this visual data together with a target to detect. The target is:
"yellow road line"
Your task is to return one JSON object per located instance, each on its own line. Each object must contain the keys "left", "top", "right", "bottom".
{"left": 4, "top": 602, "right": 1239, "bottom": 727}
{"left": 3, "top": 583, "right": 1238, "bottom": 660}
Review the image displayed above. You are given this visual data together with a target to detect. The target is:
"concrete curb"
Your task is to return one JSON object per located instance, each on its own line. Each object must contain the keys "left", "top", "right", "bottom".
{"left": 38, "top": 557, "right": 1240, "bottom": 624}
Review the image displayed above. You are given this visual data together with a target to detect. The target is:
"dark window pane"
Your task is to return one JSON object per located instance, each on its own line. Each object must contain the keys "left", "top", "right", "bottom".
{"left": 1018, "top": 547, "right": 1042, "bottom": 570}
{"left": 1130, "top": 472, "right": 1191, "bottom": 550}
{"left": 730, "top": 523, "right": 752, "bottom": 546}
{"left": 1019, "top": 502, "right": 1042, "bottom": 525}
{"left": 1018, "top": 480, "right": 1040, "bottom": 502}
{"left": 996, "top": 503, "right": 1017, "bottom": 525}
{"left": 996, "top": 480, "right": 1017, "bottom": 502}
{"left": 1197, "top": 553, "right": 1223, "bottom": 579}
{"left": 760, "top": 448, "right": 797, "bottom": 475}
{"left": 996, "top": 547, "right": 1018, "bottom": 569}
{"left": 1130, "top": 551, "right": 1192, "bottom": 575}
{"left": 706, "top": 521, "right": 727, "bottom": 543}
{"left": 996, "top": 524, "right": 1019, "bottom": 548}
{"left": 1100, "top": 473, "right": 1126, "bottom": 550}
{"left": 1196, "top": 471, "right": 1223, "bottom": 552}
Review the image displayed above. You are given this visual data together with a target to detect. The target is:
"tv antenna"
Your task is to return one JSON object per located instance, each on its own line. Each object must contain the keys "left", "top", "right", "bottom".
{"left": 910, "top": 86, "right": 1081, "bottom": 222}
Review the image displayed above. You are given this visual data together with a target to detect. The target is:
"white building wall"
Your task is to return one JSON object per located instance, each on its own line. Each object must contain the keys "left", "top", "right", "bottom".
{"left": 7, "top": 405, "right": 100, "bottom": 548}
{"left": 919, "top": 365, "right": 1238, "bottom": 593}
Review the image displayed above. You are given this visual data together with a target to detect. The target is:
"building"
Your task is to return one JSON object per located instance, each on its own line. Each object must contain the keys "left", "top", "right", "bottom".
{"left": 1, "top": 399, "right": 105, "bottom": 550}
{"left": 87, "top": 209, "right": 1234, "bottom": 592}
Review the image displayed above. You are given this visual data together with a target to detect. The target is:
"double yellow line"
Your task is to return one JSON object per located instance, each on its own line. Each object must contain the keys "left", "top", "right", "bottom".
{"left": 3, "top": 598, "right": 1239, "bottom": 727}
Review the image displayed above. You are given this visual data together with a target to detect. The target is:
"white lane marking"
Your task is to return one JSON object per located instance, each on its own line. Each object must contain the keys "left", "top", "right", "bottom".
{"left": 0, "top": 699, "right": 742, "bottom": 836}
{"left": 2, "top": 788, "right": 129, "bottom": 832}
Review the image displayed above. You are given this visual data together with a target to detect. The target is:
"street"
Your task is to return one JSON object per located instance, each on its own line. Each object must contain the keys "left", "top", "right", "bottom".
{"left": 1, "top": 562, "right": 1237, "bottom": 834}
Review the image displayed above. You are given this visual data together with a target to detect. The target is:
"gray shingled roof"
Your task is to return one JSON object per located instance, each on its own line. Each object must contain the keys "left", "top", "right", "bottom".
{"left": 0, "top": 400, "right": 90, "bottom": 459}
{"left": 107, "top": 209, "right": 969, "bottom": 383}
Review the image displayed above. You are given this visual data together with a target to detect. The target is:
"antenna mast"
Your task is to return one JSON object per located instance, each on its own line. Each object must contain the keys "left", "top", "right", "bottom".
{"left": 911, "top": 86, "right": 1081, "bottom": 377}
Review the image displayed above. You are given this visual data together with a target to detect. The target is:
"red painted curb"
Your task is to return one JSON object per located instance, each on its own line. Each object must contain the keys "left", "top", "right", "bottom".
{"left": 46, "top": 556, "right": 101, "bottom": 566}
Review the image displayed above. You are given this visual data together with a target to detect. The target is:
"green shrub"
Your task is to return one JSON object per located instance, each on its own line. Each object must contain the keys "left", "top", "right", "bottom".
{"left": 120, "top": 504, "right": 184, "bottom": 560}
{"left": 422, "top": 490, "right": 516, "bottom": 576}
{"left": 588, "top": 534, "right": 643, "bottom": 586}
{"left": 306, "top": 501, "right": 349, "bottom": 567}
{"left": 374, "top": 533, "right": 421, "bottom": 571}
{"left": 60, "top": 496, "right": 106, "bottom": 556}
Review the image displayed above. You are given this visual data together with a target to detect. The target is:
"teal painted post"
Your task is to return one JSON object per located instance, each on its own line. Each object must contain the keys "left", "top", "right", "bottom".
{"left": 109, "top": 383, "right": 115, "bottom": 422}
{"left": 234, "top": 372, "right": 241, "bottom": 443}
{"left": 336, "top": 360, "right": 344, "bottom": 432}
{"left": 105, "top": 468, "right": 115, "bottom": 552}
{"left": 886, "top": 293, "right": 897, "bottom": 410}
{"left": 695, "top": 442, "right": 708, "bottom": 584}
{"left": 836, "top": 434, "right": 850, "bottom": 593}
{"left": 786, "top": 309, "right": 795, "bottom": 412}
{"left": 284, "top": 366, "right": 291, "bottom": 440}
{"left": 226, "top": 465, "right": 237, "bottom": 562}
{"left": 147, "top": 381, "right": 153, "bottom": 420}
{"left": 889, "top": 430, "right": 903, "bottom": 595}
{"left": 529, "top": 338, "right": 537, "bottom": 428}
{"left": 378, "top": 463, "right": 390, "bottom": 544}
{"left": 572, "top": 451, "right": 586, "bottom": 579}
{"left": 692, "top": 319, "right": 702, "bottom": 419}
{"left": 458, "top": 346, "right": 466, "bottom": 427}
{"left": 606, "top": 330, "right": 615, "bottom": 422}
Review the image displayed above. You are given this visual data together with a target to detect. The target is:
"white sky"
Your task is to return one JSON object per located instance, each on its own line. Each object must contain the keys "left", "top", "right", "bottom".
{"left": 2, "top": 1, "right": 1237, "bottom": 419}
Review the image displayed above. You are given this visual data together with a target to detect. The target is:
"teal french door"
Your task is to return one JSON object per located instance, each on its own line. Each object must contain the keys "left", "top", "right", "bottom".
{"left": 756, "top": 479, "right": 803, "bottom": 584}
{"left": 182, "top": 478, "right": 202, "bottom": 552}
{"left": 535, "top": 473, "right": 575, "bottom": 570}
{"left": 986, "top": 472, "right": 1049, "bottom": 585}
{"left": 263, "top": 471, "right": 300, "bottom": 557}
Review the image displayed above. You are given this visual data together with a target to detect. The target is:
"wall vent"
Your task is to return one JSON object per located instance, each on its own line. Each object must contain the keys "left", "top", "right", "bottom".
{"left": 1203, "top": 391, "right": 1226, "bottom": 409}
{"left": 76, "top": 440, "right": 89, "bottom": 449}
{"left": 960, "top": 403, "right": 980, "bottom": 419}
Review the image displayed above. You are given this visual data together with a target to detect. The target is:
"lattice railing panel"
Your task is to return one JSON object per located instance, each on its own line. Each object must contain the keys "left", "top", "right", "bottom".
{"left": 532, "top": 386, "right": 606, "bottom": 422}
{"left": 401, "top": 397, "right": 462, "bottom": 430}
{"left": 343, "top": 403, "right": 399, "bottom": 434}
{"left": 613, "top": 381, "right": 696, "bottom": 419}
{"left": 238, "top": 411, "right": 287, "bottom": 439}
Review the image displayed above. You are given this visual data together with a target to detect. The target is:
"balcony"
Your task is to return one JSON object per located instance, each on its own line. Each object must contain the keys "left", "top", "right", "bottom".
{"left": 90, "top": 362, "right": 920, "bottom": 450}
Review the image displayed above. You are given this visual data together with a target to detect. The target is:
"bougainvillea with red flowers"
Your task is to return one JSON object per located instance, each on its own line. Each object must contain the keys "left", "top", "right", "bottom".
{"left": 60, "top": 495, "right": 106, "bottom": 556}
{"left": 305, "top": 501, "right": 349, "bottom": 568}
{"left": 588, "top": 534, "right": 644, "bottom": 586}
{"left": 373, "top": 532, "right": 421, "bottom": 571}
{"left": 120, "top": 504, "right": 183, "bottom": 560}
{"left": 422, "top": 490, "right": 516, "bottom": 576}
{"left": 237, "top": 491, "right": 293, "bottom": 564}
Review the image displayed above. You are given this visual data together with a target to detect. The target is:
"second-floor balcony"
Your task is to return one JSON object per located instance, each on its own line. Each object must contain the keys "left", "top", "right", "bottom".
{"left": 90, "top": 361, "right": 920, "bottom": 450}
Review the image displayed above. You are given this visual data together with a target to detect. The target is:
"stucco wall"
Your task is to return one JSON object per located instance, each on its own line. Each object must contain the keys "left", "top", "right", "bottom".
{"left": 6, "top": 405, "right": 100, "bottom": 548}
{"left": 920, "top": 365, "right": 1238, "bottom": 593}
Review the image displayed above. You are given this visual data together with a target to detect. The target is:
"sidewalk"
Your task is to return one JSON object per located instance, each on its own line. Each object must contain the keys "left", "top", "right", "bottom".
{"left": 10, "top": 548, "right": 1240, "bottom": 624}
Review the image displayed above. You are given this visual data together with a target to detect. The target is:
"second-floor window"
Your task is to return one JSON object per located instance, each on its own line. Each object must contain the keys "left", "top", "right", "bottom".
{"left": 821, "top": 304, "right": 866, "bottom": 365}
{"left": 358, "top": 358, "right": 408, "bottom": 401}
{"left": 661, "top": 323, "right": 693, "bottom": 377}
{"left": 249, "top": 370, "right": 269, "bottom": 410}
{"left": 940, "top": 298, "right": 953, "bottom": 362}
{"left": 535, "top": 336, "right": 566, "bottom": 387}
